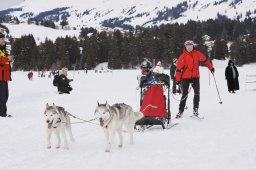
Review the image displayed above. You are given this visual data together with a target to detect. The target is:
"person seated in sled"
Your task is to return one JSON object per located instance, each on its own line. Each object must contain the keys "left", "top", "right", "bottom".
{"left": 57, "top": 67, "right": 73, "bottom": 94}
{"left": 138, "top": 60, "right": 170, "bottom": 125}
{"left": 139, "top": 60, "right": 169, "bottom": 88}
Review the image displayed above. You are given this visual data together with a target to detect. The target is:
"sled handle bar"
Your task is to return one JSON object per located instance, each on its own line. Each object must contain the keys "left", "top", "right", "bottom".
{"left": 141, "top": 83, "right": 170, "bottom": 88}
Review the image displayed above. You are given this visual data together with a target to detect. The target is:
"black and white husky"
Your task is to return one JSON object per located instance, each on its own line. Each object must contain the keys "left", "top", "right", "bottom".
{"left": 94, "top": 102, "right": 144, "bottom": 152}
{"left": 44, "top": 103, "right": 75, "bottom": 150}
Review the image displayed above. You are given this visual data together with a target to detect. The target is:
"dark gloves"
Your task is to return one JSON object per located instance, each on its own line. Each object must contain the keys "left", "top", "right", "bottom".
{"left": 211, "top": 68, "right": 215, "bottom": 74}
{"left": 176, "top": 81, "right": 180, "bottom": 85}
{"left": 140, "top": 80, "right": 146, "bottom": 88}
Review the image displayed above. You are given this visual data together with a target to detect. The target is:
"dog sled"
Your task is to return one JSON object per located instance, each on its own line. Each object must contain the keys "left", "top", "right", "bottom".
{"left": 135, "top": 73, "right": 171, "bottom": 130}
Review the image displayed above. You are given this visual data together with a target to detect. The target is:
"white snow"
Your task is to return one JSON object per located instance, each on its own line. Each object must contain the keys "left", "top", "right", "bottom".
{"left": 0, "top": 61, "right": 256, "bottom": 170}
{"left": 2, "top": 0, "right": 256, "bottom": 40}
{"left": 3, "top": 23, "right": 79, "bottom": 45}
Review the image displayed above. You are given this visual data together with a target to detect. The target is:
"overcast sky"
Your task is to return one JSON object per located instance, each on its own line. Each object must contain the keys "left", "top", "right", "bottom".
{"left": 0, "top": 0, "right": 23, "bottom": 10}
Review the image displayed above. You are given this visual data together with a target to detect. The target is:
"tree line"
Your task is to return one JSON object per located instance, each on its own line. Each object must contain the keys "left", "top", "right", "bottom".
{"left": 9, "top": 18, "right": 256, "bottom": 71}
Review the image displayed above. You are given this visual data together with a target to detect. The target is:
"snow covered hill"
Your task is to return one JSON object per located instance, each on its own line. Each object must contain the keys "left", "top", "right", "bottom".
{"left": 1, "top": 0, "right": 256, "bottom": 30}
{"left": 3, "top": 23, "right": 80, "bottom": 44}
{"left": 0, "top": 61, "right": 256, "bottom": 170}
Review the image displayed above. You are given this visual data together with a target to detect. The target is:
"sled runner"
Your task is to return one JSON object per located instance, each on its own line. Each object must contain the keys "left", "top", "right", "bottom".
{"left": 135, "top": 73, "right": 171, "bottom": 129}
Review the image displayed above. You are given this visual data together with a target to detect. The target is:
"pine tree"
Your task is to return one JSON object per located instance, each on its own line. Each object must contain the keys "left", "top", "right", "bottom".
{"left": 213, "top": 37, "right": 227, "bottom": 60}
{"left": 12, "top": 34, "right": 38, "bottom": 70}
{"left": 108, "top": 30, "right": 122, "bottom": 69}
{"left": 85, "top": 34, "right": 98, "bottom": 69}
{"left": 55, "top": 37, "right": 66, "bottom": 68}
{"left": 38, "top": 39, "right": 56, "bottom": 70}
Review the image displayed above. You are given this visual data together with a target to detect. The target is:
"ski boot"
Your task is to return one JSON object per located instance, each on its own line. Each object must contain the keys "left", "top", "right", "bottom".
{"left": 193, "top": 108, "right": 199, "bottom": 117}
{"left": 175, "top": 110, "right": 184, "bottom": 119}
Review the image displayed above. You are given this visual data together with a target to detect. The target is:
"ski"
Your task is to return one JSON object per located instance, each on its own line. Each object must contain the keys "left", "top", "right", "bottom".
{"left": 134, "top": 122, "right": 179, "bottom": 132}
{"left": 174, "top": 114, "right": 187, "bottom": 119}
{"left": 190, "top": 115, "right": 204, "bottom": 120}
{"left": 166, "top": 122, "right": 179, "bottom": 129}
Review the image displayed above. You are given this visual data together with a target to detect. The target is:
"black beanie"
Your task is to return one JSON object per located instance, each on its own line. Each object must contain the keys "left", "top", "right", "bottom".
{"left": 0, "top": 32, "right": 5, "bottom": 38}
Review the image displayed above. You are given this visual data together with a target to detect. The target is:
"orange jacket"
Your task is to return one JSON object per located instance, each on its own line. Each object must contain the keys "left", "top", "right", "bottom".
{"left": 0, "top": 49, "right": 12, "bottom": 81}
{"left": 175, "top": 49, "right": 213, "bottom": 82}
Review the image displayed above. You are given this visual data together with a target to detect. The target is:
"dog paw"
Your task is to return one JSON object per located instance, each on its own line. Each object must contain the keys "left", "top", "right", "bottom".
{"left": 47, "top": 146, "right": 51, "bottom": 149}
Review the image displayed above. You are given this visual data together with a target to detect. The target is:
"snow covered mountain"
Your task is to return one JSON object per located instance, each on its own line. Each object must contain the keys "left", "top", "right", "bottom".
{"left": 1, "top": 0, "right": 256, "bottom": 30}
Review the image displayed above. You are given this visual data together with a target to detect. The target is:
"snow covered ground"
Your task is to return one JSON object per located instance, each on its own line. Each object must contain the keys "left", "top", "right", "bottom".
{"left": 4, "top": 23, "right": 80, "bottom": 45}
{"left": 1, "top": 61, "right": 256, "bottom": 170}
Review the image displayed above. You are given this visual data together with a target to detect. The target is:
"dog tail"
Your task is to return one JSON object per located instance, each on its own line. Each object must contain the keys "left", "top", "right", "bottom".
{"left": 134, "top": 111, "right": 144, "bottom": 121}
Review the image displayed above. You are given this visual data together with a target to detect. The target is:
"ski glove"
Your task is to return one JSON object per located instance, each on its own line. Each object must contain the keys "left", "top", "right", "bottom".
{"left": 211, "top": 68, "right": 215, "bottom": 74}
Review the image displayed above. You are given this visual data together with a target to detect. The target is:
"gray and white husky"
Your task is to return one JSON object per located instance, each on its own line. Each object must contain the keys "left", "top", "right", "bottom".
{"left": 44, "top": 103, "right": 75, "bottom": 150}
{"left": 94, "top": 102, "right": 144, "bottom": 152}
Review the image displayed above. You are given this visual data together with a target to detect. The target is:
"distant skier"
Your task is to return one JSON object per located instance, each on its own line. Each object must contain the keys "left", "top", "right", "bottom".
{"left": 225, "top": 60, "right": 239, "bottom": 93}
{"left": 175, "top": 40, "right": 215, "bottom": 118}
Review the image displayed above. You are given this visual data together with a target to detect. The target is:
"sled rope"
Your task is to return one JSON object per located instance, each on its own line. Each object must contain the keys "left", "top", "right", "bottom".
{"left": 141, "top": 104, "right": 158, "bottom": 112}
{"left": 66, "top": 112, "right": 99, "bottom": 125}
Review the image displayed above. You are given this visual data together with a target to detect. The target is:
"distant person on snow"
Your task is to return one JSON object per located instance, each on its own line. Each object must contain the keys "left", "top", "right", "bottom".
{"left": 170, "top": 58, "right": 180, "bottom": 94}
{"left": 57, "top": 67, "right": 73, "bottom": 94}
{"left": 225, "top": 60, "right": 239, "bottom": 93}
{"left": 28, "top": 71, "right": 33, "bottom": 80}
{"left": 0, "top": 32, "right": 12, "bottom": 118}
{"left": 153, "top": 61, "right": 164, "bottom": 74}
{"left": 175, "top": 40, "right": 215, "bottom": 118}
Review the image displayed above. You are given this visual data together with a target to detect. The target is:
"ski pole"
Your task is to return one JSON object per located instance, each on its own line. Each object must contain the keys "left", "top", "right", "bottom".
{"left": 72, "top": 65, "right": 76, "bottom": 80}
{"left": 212, "top": 73, "right": 223, "bottom": 104}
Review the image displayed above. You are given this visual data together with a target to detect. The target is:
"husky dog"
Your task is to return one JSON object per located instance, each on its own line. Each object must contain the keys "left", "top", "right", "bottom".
{"left": 94, "top": 102, "right": 144, "bottom": 152}
{"left": 44, "top": 103, "right": 75, "bottom": 150}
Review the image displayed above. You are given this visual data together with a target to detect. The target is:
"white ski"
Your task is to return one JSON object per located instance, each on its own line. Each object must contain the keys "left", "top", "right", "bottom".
{"left": 190, "top": 115, "right": 204, "bottom": 120}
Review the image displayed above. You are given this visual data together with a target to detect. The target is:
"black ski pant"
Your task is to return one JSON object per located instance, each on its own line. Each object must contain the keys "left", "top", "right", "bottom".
{"left": 179, "top": 78, "right": 200, "bottom": 112}
{"left": 0, "top": 81, "right": 9, "bottom": 117}
{"left": 172, "top": 79, "right": 177, "bottom": 93}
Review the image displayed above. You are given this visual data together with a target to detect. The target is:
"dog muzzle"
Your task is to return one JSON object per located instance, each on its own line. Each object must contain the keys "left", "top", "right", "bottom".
{"left": 99, "top": 118, "right": 104, "bottom": 127}
{"left": 47, "top": 121, "right": 53, "bottom": 129}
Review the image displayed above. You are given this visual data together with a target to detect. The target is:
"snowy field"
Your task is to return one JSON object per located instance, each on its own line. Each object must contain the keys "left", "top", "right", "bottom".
{"left": 1, "top": 62, "right": 256, "bottom": 170}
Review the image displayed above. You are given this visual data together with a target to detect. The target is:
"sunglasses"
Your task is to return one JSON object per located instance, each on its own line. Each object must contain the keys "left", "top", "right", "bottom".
{"left": 185, "top": 45, "right": 193, "bottom": 49}
{"left": 141, "top": 67, "right": 150, "bottom": 72}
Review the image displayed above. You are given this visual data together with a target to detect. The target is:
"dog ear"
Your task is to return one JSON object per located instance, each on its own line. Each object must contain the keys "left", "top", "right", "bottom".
{"left": 97, "top": 101, "right": 100, "bottom": 106}
{"left": 46, "top": 103, "right": 49, "bottom": 108}
{"left": 53, "top": 103, "right": 57, "bottom": 109}
{"left": 106, "top": 102, "right": 110, "bottom": 110}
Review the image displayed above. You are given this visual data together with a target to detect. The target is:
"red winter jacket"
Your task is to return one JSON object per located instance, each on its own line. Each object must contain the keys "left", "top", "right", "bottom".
{"left": 0, "top": 49, "right": 12, "bottom": 81}
{"left": 175, "top": 49, "right": 213, "bottom": 82}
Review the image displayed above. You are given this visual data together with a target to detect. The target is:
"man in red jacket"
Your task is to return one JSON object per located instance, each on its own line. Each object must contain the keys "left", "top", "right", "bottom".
{"left": 175, "top": 40, "right": 214, "bottom": 118}
{"left": 0, "top": 32, "right": 12, "bottom": 117}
